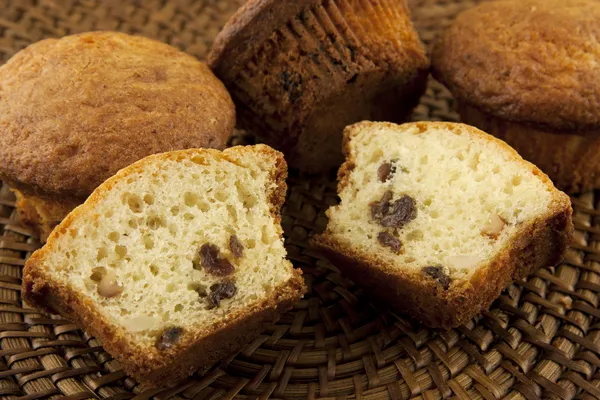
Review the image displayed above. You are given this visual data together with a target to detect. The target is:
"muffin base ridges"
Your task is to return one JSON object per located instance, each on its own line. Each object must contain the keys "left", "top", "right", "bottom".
{"left": 215, "top": 0, "right": 428, "bottom": 172}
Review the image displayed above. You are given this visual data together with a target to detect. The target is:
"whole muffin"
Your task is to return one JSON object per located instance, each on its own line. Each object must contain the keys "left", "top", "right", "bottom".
{"left": 0, "top": 31, "right": 236, "bottom": 240}
{"left": 209, "top": 0, "right": 429, "bottom": 173}
{"left": 431, "top": 0, "right": 600, "bottom": 194}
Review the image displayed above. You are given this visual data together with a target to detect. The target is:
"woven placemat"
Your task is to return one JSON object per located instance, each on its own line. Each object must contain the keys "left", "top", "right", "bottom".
{"left": 0, "top": 0, "right": 598, "bottom": 399}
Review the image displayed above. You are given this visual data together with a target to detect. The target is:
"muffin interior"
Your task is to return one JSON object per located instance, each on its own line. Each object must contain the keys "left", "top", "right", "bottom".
{"left": 325, "top": 123, "right": 554, "bottom": 280}
{"left": 41, "top": 149, "right": 294, "bottom": 345}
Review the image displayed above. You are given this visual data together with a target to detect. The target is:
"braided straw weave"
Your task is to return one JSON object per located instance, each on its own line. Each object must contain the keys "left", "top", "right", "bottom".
{"left": 0, "top": 0, "right": 598, "bottom": 399}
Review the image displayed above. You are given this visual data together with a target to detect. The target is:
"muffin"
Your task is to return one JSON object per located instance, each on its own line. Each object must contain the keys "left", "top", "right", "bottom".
{"left": 314, "top": 121, "right": 571, "bottom": 328}
{"left": 209, "top": 0, "right": 429, "bottom": 173}
{"left": 431, "top": 0, "right": 600, "bottom": 193}
{"left": 0, "top": 31, "right": 236, "bottom": 241}
{"left": 24, "top": 145, "right": 305, "bottom": 386}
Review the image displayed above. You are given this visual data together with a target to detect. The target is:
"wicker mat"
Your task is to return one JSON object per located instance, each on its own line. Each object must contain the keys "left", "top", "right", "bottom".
{"left": 0, "top": 0, "right": 598, "bottom": 399}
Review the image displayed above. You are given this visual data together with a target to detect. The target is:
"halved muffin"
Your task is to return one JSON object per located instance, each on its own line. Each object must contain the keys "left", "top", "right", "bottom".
{"left": 315, "top": 121, "right": 572, "bottom": 328}
{"left": 23, "top": 145, "right": 305, "bottom": 386}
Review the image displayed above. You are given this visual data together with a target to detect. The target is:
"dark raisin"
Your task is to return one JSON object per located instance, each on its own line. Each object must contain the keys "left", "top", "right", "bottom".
{"left": 208, "top": 281, "right": 237, "bottom": 308}
{"left": 208, "top": 292, "right": 219, "bottom": 308}
{"left": 370, "top": 192, "right": 417, "bottom": 228}
{"left": 198, "top": 243, "right": 235, "bottom": 276}
{"left": 378, "top": 160, "right": 400, "bottom": 182}
{"left": 422, "top": 266, "right": 451, "bottom": 290}
{"left": 381, "top": 196, "right": 417, "bottom": 228}
{"left": 370, "top": 191, "right": 393, "bottom": 220}
{"left": 378, "top": 163, "right": 392, "bottom": 182}
{"left": 229, "top": 235, "right": 244, "bottom": 259}
{"left": 156, "top": 327, "right": 183, "bottom": 350}
{"left": 377, "top": 232, "right": 402, "bottom": 254}
{"left": 199, "top": 243, "right": 218, "bottom": 267}
{"left": 211, "top": 281, "right": 236, "bottom": 298}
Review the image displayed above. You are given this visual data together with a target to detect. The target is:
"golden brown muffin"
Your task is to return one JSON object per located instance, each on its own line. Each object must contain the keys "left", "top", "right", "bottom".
{"left": 209, "top": 0, "right": 429, "bottom": 173}
{"left": 431, "top": 0, "right": 600, "bottom": 193}
{"left": 0, "top": 31, "right": 236, "bottom": 240}
{"left": 23, "top": 145, "right": 305, "bottom": 386}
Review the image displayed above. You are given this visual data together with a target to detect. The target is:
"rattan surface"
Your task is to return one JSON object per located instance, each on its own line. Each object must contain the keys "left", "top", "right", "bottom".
{"left": 0, "top": 0, "right": 598, "bottom": 399}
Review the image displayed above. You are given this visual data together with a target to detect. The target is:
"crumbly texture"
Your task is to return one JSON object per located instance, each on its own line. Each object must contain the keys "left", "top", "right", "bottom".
{"left": 431, "top": 0, "right": 600, "bottom": 131}
{"left": 22, "top": 145, "right": 306, "bottom": 386}
{"left": 459, "top": 104, "right": 600, "bottom": 194}
{"left": 12, "top": 190, "right": 79, "bottom": 242}
{"left": 209, "top": 0, "right": 428, "bottom": 172}
{"left": 0, "top": 31, "right": 235, "bottom": 200}
{"left": 314, "top": 122, "right": 572, "bottom": 328}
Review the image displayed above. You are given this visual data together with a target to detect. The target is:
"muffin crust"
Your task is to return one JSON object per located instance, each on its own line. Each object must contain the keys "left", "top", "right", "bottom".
{"left": 209, "top": 0, "right": 429, "bottom": 172}
{"left": 432, "top": 0, "right": 600, "bottom": 132}
{"left": 0, "top": 31, "right": 235, "bottom": 200}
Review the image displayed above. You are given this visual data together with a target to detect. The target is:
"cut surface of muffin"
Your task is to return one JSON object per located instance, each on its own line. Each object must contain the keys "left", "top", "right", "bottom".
{"left": 315, "top": 121, "right": 572, "bottom": 328}
{"left": 23, "top": 145, "right": 305, "bottom": 386}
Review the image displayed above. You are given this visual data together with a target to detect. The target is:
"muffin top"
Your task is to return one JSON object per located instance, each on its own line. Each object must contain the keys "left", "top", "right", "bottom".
{"left": 431, "top": 0, "right": 600, "bottom": 131}
{"left": 0, "top": 31, "right": 235, "bottom": 199}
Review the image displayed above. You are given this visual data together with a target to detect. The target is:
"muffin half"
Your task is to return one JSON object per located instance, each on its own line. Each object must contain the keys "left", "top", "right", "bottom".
{"left": 431, "top": 0, "right": 600, "bottom": 193}
{"left": 209, "top": 0, "right": 429, "bottom": 173}
{"left": 23, "top": 145, "right": 305, "bottom": 386}
{"left": 314, "top": 121, "right": 572, "bottom": 328}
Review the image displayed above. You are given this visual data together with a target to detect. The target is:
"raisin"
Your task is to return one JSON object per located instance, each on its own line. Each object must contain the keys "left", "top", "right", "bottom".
{"left": 370, "top": 191, "right": 417, "bottom": 228}
{"left": 208, "top": 281, "right": 237, "bottom": 308}
{"left": 378, "top": 163, "right": 392, "bottom": 182}
{"left": 370, "top": 191, "right": 393, "bottom": 220}
{"left": 199, "top": 243, "right": 218, "bottom": 267}
{"left": 208, "top": 292, "right": 219, "bottom": 308}
{"left": 229, "top": 235, "right": 244, "bottom": 259}
{"left": 156, "top": 327, "right": 183, "bottom": 350}
{"left": 422, "top": 266, "right": 451, "bottom": 290}
{"left": 377, "top": 160, "right": 402, "bottom": 182}
{"left": 377, "top": 232, "right": 402, "bottom": 254}
{"left": 198, "top": 243, "right": 235, "bottom": 276}
{"left": 381, "top": 196, "right": 417, "bottom": 228}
